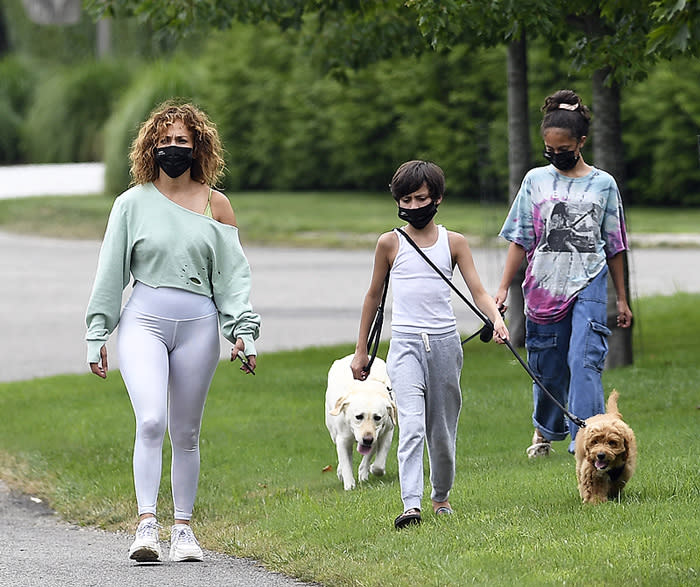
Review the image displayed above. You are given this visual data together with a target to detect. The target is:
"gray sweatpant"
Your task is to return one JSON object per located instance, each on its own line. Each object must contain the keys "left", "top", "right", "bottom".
{"left": 387, "top": 329, "right": 463, "bottom": 511}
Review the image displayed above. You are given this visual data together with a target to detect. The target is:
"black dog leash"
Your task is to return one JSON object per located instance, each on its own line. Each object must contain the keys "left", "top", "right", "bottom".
{"left": 365, "top": 270, "right": 390, "bottom": 373}
{"left": 395, "top": 227, "right": 586, "bottom": 428}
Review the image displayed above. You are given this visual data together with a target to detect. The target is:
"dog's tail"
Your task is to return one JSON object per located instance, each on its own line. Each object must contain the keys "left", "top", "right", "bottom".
{"left": 606, "top": 389, "right": 621, "bottom": 417}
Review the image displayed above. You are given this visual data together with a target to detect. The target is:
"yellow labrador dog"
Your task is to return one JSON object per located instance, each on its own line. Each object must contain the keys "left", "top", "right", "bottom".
{"left": 325, "top": 354, "right": 396, "bottom": 490}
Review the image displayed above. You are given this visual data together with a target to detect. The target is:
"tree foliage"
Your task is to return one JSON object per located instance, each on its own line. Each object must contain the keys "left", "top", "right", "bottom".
{"left": 648, "top": 0, "right": 700, "bottom": 56}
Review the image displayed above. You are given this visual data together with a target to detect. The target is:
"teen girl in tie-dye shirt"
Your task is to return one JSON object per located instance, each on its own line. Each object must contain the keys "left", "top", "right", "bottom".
{"left": 495, "top": 89, "right": 632, "bottom": 458}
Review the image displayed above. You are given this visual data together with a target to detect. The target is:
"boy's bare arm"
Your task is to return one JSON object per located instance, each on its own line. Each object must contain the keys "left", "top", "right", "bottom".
{"left": 351, "top": 233, "right": 395, "bottom": 378}
{"left": 449, "top": 232, "right": 509, "bottom": 342}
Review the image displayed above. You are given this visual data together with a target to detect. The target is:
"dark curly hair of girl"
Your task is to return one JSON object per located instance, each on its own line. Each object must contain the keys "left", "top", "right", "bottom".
{"left": 540, "top": 89, "right": 591, "bottom": 141}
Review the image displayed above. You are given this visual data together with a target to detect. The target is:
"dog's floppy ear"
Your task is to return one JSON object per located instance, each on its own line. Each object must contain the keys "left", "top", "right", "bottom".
{"left": 387, "top": 395, "right": 398, "bottom": 426}
{"left": 329, "top": 395, "right": 350, "bottom": 416}
{"left": 387, "top": 401, "right": 397, "bottom": 426}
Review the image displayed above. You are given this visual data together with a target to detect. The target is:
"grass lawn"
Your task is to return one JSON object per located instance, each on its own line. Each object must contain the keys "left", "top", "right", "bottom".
{"left": 1, "top": 193, "right": 700, "bottom": 248}
{"left": 1, "top": 292, "right": 699, "bottom": 586}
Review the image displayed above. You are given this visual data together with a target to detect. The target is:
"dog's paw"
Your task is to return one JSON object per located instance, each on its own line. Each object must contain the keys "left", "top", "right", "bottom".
{"left": 358, "top": 468, "right": 370, "bottom": 483}
{"left": 343, "top": 479, "right": 356, "bottom": 491}
{"left": 370, "top": 463, "right": 386, "bottom": 477}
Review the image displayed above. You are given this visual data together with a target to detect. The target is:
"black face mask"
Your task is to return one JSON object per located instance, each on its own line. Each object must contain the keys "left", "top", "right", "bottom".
{"left": 543, "top": 149, "right": 579, "bottom": 171}
{"left": 398, "top": 201, "right": 438, "bottom": 229}
{"left": 155, "top": 145, "right": 194, "bottom": 178}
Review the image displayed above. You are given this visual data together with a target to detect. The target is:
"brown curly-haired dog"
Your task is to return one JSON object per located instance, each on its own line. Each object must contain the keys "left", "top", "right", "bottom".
{"left": 574, "top": 390, "right": 636, "bottom": 504}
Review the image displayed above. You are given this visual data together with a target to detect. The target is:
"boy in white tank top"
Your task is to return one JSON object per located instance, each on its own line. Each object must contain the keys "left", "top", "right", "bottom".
{"left": 351, "top": 160, "right": 509, "bottom": 529}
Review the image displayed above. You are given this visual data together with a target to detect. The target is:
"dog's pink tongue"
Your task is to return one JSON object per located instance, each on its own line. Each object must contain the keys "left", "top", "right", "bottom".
{"left": 595, "top": 461, "right": 607, "bottom": 470}
{"left": 357, "top": 444, "right": 372, "bottom": 455}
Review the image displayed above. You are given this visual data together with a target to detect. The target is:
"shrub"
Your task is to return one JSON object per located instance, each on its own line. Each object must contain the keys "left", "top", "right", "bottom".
{"left": 203, "top": 23, "right": 509, "bottom": 198}
{"left": 0, "top": 55, "right": 38, "bottom": 163}
{"left": 22, "top": 60, "right": 133, "bottom": 164}
{"left": 622, "top": 58, "right": 700, "bottom": 206}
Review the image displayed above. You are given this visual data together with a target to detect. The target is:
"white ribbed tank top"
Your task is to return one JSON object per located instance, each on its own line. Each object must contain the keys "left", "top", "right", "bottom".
{"left": 390, "top": 225, "right": 457, "bottom": 334}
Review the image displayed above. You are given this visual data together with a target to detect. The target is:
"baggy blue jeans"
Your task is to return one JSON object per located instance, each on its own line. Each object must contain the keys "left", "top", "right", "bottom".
{"left": 525, "top": 267, "right": 611, "bottom": 453}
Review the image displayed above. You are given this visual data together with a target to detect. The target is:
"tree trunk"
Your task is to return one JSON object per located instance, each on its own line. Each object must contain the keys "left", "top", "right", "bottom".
{"left": 591, "top": 68, "right": 633, "bottom": 367}
{"left": 505, "top": 34, "right": 530, "bottom": 347}
{"left": 0, "top": 2, "right": 9, "bottom": 55}
{"left": 97, "top": 17, "right": 112, "bottom": 58}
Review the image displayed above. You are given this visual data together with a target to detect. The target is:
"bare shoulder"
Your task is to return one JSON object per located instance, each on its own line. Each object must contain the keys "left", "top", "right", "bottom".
{"left": 211, "top": 190, "right": 237, "bottom": 226}
{"left": 447, "top": 230, "right": 470, "bottom": 249}
{"left": 446, "top": 230, "right": 473, "bottom": 264}
{"left": 377, "top": 230, "right": 397, "bottom": 246}
{"left": 376, "top": 230, "right": 399, "bottom": 253}
{"left": 375, "top": 230, "right": 399, "bottom": 265}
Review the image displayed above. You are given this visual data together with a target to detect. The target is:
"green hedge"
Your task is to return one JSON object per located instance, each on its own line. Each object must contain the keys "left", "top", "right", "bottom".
{"left": 7, "top": 20, "right": 700, "bottom": 205}
{"left": 203, "top": 24, "right": 509, "bottom": 198}
{"left": 22, "top": 60, "right": 133, "bottom": 164}
{"left": 622, "top": 57, "right": 700, "bottom": 206}
{"left": 0, "top": 56, "right": 37, "bottom": 164}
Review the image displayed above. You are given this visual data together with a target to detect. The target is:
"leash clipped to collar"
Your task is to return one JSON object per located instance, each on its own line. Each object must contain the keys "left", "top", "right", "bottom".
{"left": 365, "top": 270, "right": 390, "bottom": 373}
{"left": 395, "top": 227, "right": 586, "bottom": 429}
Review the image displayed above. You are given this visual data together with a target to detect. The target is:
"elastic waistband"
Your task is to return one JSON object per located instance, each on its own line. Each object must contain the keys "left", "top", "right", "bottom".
{"left": 390, "top": 328, "right": 458, "bottom": 341}
{"left": 125, "top": 281, "right": 217, "bottom": 320}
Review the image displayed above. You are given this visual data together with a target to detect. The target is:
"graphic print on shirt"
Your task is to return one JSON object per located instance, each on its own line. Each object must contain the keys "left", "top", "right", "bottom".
{"left": 528, "top": 198, "right": 603, "bottom": 305}
{"left": 540, "top": 201, "right": 598, "bottom": 254}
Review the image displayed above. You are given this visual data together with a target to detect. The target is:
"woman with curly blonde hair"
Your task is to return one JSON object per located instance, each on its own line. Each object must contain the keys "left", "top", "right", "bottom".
{"left": 129, "top": 101, "right": 225, "bottom": 188}
{"left": 86, "top": 100, "right": 260, "bottom": 563}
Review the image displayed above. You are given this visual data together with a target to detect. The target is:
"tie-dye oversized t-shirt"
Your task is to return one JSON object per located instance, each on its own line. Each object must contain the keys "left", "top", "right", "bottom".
{"left": 499, "top": 165, "right": 628, "bottom": 324}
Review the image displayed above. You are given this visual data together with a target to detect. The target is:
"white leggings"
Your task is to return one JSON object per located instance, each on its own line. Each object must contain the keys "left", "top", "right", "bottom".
{"left": 118, "top": 282, "right": 220, "bottom": 520}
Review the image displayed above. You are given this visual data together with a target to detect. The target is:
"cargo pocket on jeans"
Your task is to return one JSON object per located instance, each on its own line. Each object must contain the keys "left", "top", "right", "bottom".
{"left": 526, "top": 333, "right": 557, "bottom": 380}
{"left": 584, "top": 321, "right": 611, "bottom": 372}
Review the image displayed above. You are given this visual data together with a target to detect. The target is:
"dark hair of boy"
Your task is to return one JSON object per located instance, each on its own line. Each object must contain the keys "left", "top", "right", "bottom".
{"left": 390, "top": 160, "right": 445, "bottom": 202}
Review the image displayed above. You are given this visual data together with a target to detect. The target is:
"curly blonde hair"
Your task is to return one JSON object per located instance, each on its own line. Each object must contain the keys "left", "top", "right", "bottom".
{"left": 129, "top": 100, "right": 225, "bottom": 187}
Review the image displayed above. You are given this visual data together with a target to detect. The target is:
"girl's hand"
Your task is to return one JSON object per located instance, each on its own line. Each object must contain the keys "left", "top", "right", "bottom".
{"left": 494, "top": 287, "right": 508, "bottom": 309}
{"left": 616, "top": 300, "right": 633, "bottom": 328}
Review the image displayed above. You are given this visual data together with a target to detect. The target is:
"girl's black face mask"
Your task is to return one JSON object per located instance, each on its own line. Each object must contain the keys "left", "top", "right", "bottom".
{"left": 543, "top": 148, "right": 579, "bottom": 171}
{"left": 155, "top": 145, "right": 193, "bottom": 178}
{"left": 398, "top": 201, "right": 438, "bottom": 229}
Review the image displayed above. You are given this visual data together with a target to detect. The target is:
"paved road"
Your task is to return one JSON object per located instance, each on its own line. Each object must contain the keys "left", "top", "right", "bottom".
{"left": 0, "top": 230, "right": 511, "bottom": 382}
{"left": 3, "top": 230, "right": 700, "bottom": 382}
{"left": 0, "top": 480, "right": 313, "bottom": 587}
{"left": 2, "top": 163, "right": 700, "bottom": 586}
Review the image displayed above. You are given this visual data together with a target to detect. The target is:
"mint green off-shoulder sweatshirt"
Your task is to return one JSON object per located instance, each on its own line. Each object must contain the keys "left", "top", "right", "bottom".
{"left": 85, "top": 183, "right": 261, "bottom": 364}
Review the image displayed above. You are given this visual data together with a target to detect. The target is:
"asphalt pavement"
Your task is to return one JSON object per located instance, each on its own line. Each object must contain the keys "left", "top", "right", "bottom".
{"left": 1, "top": 163, "right": 700, "bottom": 586}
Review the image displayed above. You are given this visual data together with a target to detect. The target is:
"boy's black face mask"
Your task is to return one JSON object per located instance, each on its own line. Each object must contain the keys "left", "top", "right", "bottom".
{"left": 398, "top": 201, "right": 438, "bottom": 229}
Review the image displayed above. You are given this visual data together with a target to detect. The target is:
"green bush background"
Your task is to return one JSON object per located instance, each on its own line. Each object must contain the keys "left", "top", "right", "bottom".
{"left": 3, "top": 1, "right": 700, "bottom": 206}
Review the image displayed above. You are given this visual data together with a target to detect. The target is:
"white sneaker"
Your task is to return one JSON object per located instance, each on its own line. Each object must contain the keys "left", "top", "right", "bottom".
{"left": 169, "top": 524, "right": 204, "bottom": 562}
{"left": 128, "top": 517, "right": 162, "bottom": 562}
{"left": 526, "top": 428, "right": 553, "bottom": 459}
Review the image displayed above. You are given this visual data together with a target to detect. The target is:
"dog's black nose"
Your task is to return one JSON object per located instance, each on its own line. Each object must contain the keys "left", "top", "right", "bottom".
{"left": 597, "top": 452, "right": 606, "bottom": 461}
{"left": 362, "top": 436, "right": 374, "bottom": 445}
